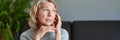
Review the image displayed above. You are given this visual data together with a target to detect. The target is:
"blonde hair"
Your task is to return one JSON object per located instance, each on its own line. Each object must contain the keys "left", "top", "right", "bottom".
{"left": 28, "top": 0, "right": 58, "bottom": 29}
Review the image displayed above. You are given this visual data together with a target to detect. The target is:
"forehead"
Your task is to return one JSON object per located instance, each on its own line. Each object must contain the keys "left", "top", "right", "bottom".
{"left": 40, "top": 2, "right": 55, "bottom": 9}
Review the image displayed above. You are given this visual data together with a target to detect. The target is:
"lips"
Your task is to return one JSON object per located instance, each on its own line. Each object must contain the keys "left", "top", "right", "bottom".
{"left": 46, "top": 18, "right": 53, "bottom": 22}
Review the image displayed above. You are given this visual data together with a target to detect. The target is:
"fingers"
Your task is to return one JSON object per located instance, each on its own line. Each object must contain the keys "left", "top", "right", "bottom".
{"left": 56, "top": 13, "right": 61, "bottom": 22}
{"left": 54, "top": 14, "right": 60, "bottom": 27}
{"left": 55, "top": 14, "right": 62, "bottom": 30}
{"left": 55, "top": 14, "right": 61, "bottom": 23}
{"left": 35, "top": 26, "right": 56, "bottom": 39}
{"left": 55, "top": 14, "right": 58, "bottom": 23}
{"left": 40, "top": 26, "right": 56, "bottom": 32}
{"left": 48, "top": 27, "right": 56, "bottom": 32}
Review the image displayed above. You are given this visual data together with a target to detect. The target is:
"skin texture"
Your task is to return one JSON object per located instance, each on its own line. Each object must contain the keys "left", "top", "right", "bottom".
{"left": 34, "top": 2, "right": 62, "bottom": 40}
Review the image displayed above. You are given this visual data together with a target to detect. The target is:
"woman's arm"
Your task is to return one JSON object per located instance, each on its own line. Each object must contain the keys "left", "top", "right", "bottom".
{"left": 55, "top": 13, "right": 62, "bottom": 40}
{"left": 34, "top": 24, "right": 56, "bottom": 40}
{"left": 56, "top": 29, "right": 62, "bottom": 40}
{"left": 55, "top": 14, "right": 69, "bottom": 40}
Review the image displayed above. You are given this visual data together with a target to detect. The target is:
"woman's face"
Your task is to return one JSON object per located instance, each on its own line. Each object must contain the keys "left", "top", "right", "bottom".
{"left": 36, "top": 2, "right": 57, "bottom": 26}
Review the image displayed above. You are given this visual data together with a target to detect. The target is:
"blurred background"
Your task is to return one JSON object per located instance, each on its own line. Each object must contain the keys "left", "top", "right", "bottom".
{"left": 0, "top": 0, "right": 30, "bottom": 40}
{"left": 0, "top": 0, "right": 120, "bottom": 40}
{"left": 55, "top": 0, "right": 120, "bottom": 21}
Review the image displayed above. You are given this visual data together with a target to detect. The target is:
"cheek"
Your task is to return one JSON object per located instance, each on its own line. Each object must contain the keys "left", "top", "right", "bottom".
{"left": 37, "top": 14, "right": 46, "bottom": 21}
{"left": 52, "top": 13, "right": 56, "bottom": 19}
{"left": 40, "top": 15, "right": 46, "bottom": 20}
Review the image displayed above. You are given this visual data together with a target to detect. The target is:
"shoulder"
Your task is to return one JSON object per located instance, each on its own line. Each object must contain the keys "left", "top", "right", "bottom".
{"left": 21, "top": 28, "right": 34, "bottom": 36}
{"left": 61, "top": 28, "right": 69, "bottom": 40}
{"left": 20, "top": 28, "right": 35, "bottom": 40}
{"left": 61, "top": 28, "right": 68, "bottom": 34}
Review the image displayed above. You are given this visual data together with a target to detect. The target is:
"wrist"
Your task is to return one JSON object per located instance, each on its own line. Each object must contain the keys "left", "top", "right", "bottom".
{"left": 55, "top": 29, "right": 61, "bottom": 40}
{"left": 57, "top": 28, "right": 61, "bottom": 30}
{"left": 56, "top": 29, "right": 61, "bottom": 34}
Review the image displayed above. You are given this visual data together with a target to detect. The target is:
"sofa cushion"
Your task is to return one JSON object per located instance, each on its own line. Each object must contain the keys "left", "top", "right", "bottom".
{"left": 72, "top": 21, "right": 120, "bottom": 40}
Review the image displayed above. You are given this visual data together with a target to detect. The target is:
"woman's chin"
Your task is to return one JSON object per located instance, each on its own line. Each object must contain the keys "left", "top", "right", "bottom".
{"left": 46, "top": 24, "right": 52, "bottom": 26}
{"left": 43, "top": 23, "right": 53, "bottom": 26}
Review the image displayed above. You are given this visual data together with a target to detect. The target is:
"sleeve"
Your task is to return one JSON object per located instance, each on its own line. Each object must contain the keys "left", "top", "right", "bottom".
{"left": 61, "top": 29, "right": 69, "bottom": 40}
{"left": 20, "top": 35, "right": 29, "bottom": 40}
{"left": 20, "top": 32, "right": 30, "bottom": 40}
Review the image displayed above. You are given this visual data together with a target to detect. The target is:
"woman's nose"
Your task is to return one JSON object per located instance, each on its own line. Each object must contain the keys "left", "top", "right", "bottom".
{"left": 48, "top": 11, "right": 52, "bottom": 17}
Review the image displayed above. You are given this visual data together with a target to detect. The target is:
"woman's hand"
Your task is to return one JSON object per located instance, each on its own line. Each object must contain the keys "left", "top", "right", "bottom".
{"left": 34, "top": 25, "right": 56, "bottom": 40}
{"left": 55, "top": 13, "right": 62, "bottom": 31}
{"left": 55, "top": 13, "right": 62, "bottom": 40}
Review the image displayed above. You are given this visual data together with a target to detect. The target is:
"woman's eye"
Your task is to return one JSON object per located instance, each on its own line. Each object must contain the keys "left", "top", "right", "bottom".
{"left": 43, "top": 9, "right": 47, "bottom": 11}
{"left": 52, "top": 10, "right": 57, "bottom": 13}
{"left": 42, "top": 9, "right": 48, "bottom": 14}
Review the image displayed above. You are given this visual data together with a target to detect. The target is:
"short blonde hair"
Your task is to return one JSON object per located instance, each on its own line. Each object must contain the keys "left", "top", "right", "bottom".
{"left": 28, "top": 0, "right": 58, "bottom": 29}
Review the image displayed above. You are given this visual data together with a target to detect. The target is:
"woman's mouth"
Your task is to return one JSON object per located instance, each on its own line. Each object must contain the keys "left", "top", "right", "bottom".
{"left": 46, "top": 19, "right": 53, "bottom": 23}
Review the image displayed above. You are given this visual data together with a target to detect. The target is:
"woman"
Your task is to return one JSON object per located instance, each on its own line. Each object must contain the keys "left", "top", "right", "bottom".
{"left": 20, "top": 0, "right": 69, "bottom": 40}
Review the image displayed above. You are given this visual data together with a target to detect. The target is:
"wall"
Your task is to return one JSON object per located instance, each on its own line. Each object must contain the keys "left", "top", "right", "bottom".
{"left": 55, "top": 0, "right": 120, "bottom": 21}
